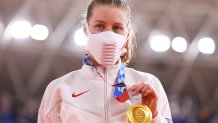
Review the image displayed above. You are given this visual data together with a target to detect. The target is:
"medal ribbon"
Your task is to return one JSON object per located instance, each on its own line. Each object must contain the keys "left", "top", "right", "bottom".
{"left": 83, "top": 54, "right": 129, "bottom": 103}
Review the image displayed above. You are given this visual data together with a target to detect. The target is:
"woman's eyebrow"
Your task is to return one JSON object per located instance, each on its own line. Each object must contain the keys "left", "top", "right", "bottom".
{"left": 94, "top": 20, "right": 105, "bottom": 23}
{"left": 94, "top": 20, "right": 124, "bottom": 26}
{"left": 113, "top": 23, "right": 124, "bottom": 26}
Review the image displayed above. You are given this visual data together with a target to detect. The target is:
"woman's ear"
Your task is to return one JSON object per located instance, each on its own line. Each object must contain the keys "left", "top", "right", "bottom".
{"left": 83, "top": 24, "right": 88, "bottom": 36}
{"left": 83, "top": 22, "right": 90, "bottom": 36}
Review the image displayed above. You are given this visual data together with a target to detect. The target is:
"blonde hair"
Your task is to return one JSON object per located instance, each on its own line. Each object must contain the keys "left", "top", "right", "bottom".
{"left": 85, "top": 0, "right": 136, "bottom": 65}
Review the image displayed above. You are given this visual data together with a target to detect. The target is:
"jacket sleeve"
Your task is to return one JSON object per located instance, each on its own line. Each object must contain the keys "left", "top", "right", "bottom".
{"left": 38, "top": 89, "right": 50, "bottom": 123}
{"left": 38, "top": 109, "right": 50, "bottom": 123}
{"left": 38, "top": 102, "right": 61, "bottom": 123}
{"left": 150, "top": 74, "right": 173, "bottom": 123}
{"left": 151, "top": 113, "right": 173, "bottom": 123}
{"left": 37, "top": 81, "right": 62, "bottom": 123}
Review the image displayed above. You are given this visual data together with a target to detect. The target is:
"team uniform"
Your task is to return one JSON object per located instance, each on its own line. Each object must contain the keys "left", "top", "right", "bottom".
{"left": 38, "top": 59, "right": 172, "bottom": 123}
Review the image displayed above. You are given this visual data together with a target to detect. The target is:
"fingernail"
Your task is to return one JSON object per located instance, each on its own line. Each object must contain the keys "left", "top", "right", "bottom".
{"left": 129, "top": 87, "right": 134, "bottom": 91}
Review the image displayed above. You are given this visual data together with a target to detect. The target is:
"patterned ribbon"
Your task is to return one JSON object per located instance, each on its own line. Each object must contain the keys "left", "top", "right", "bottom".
{"left": 83, "top": 54, "right": 129, "bottom": 103}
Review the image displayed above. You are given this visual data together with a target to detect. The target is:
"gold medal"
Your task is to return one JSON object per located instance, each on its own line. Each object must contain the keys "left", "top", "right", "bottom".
{"left": 126, "top": 104, "right": 152, "bottom": 123}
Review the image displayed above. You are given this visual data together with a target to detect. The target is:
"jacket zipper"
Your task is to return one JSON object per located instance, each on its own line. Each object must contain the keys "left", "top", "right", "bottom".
{"left": 104, "top": 67, "right": 109, "bottom": 123}
{"left": 57, "top": 113, "right": 61, "bottom": 123}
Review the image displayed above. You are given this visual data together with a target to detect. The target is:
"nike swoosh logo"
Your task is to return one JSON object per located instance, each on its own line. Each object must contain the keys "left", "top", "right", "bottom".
{"left": 72, "top": 90, "right": 90, "bottom": 98}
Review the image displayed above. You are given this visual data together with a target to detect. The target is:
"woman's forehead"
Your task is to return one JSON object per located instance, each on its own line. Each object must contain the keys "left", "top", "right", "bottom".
{"left": 90, "top": 5, "right": 128, "bottom": 25}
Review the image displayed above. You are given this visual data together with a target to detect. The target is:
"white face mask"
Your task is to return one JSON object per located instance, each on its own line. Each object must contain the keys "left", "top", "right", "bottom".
{"left": 86, "top": 30, "right": 127, "bottom": 67}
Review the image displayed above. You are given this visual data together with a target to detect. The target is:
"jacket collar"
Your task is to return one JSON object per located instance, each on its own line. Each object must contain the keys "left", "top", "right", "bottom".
{"left": 81, "top": 59, "right": 122, "bottom": 84}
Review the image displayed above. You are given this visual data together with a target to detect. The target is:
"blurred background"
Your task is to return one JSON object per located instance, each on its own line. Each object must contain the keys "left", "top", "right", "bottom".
{"left": 0, "top": 0, "right": 218, "bottom": 123}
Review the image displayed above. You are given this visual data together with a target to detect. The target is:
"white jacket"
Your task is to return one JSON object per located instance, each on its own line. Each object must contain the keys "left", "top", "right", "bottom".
{"left": 38, "top": 62, "right": 172, "bottom": 123}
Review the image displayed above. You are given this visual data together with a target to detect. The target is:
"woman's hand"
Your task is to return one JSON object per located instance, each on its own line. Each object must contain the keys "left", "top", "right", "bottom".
{"left": 129, "top": 83, "right": 158, "bottom": 118}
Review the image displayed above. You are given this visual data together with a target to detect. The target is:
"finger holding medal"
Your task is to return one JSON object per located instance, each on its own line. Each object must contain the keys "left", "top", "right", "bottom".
{"left": 129, "top": 83, "right": 158, "bottom": 119}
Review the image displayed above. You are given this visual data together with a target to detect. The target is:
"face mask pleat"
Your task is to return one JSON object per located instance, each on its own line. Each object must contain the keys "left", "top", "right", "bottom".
{"left": 87, "top": 31, "right": 127, "bottom": 67}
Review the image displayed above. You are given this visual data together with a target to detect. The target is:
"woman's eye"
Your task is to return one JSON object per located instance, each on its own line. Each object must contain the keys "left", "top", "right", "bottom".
{"left": 95, "top": 24, "right": 104, "bottom": 30}
{"left": 113, "top": 26, "right": 123, "bottom": 33}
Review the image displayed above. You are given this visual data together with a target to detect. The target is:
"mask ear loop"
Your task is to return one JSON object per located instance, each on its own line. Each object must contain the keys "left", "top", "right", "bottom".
{"left": 125, "top": 20, "right": 131, "bottom": 37}
{"left": 121, "top": 43, "right": 127, "bottom": 56}
{"left": 121, "top": 27, "right": 130, "bottom": 56}
{"left": 121, "top": 48, "right": 127, "bottom": 56}
{"left": 125, "top": 27, "right": 130, "bottom": 38}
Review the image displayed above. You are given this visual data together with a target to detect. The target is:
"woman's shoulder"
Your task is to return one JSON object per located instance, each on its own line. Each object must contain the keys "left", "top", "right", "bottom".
{"left": 125, "top": 67, "right": 162, "bottom": 85}
{"left": 126, "top": 67, "right": 157, "bottom": 79}
{"left": 45, "top": 68, "right": 83, "bottom": 91}
{"left": 39, "top": 69, "right": 83, "bottom": 108}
